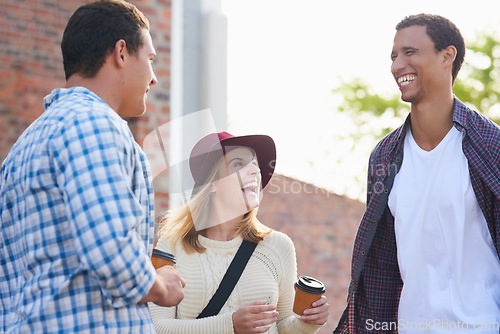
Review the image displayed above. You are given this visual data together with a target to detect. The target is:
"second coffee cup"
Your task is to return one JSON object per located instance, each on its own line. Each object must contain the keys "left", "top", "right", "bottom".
{"left": 151, "top": 249, "right": 176, "bottom": 269}
{"left": 292, "top": 275, "right": 325, "bottom": 317}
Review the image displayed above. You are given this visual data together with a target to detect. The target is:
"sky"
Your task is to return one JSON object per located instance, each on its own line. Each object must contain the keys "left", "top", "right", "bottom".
{"left": 221, "top": 0, "right": 500, "bottom": 200}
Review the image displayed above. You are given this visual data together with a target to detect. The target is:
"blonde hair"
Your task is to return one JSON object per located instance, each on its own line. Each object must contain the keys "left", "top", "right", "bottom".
{"left": 158, "top": 149, "right": 272, "bottom": 254}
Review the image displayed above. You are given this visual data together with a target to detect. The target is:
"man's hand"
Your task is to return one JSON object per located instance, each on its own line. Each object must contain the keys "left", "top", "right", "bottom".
{"left": 140, "top": 265, "right": 186, "bottom": 307}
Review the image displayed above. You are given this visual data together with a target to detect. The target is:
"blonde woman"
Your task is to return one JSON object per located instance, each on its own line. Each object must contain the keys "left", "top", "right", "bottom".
{"left": 149, "top": 132, "right": 329, "bottom": 333}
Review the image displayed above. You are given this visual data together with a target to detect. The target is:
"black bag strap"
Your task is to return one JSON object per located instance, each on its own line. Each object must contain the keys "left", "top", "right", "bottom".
{"left": 197, "top": 240, "right": 258, "bottom": 319}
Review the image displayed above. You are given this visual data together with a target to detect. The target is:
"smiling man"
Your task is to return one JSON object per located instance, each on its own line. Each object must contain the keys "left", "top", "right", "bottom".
{"left": 335, "top": 14, "right": 500, "bottom": 334}
{"left": 0, "top": 1, "right": 185, "bottom": 333}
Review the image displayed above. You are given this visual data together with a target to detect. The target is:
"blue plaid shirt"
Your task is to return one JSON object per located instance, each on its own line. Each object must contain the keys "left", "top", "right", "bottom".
{"left": 0, "top": 87, "right": 157, "bottom": 333}
{"left": 335, "top": 97, "right": 500, "bottom": 333}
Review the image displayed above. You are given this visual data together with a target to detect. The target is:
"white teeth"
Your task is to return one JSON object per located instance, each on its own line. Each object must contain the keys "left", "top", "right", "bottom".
{"left": 242, "top": 181, "right": 258, "bottom": 189}
{"left": 398, "top": 74, "right": 416, "bottom": 86}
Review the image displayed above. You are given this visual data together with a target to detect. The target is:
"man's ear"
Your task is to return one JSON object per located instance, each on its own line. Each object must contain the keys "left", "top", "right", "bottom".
{"left": 443, "top": 45, "right": 457, "bottom": 66}
{"left": 113, "top": 39, "right": 128, "bottom": 68}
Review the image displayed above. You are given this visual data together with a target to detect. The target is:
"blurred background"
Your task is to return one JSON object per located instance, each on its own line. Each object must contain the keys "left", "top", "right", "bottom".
{"left": 2, "top": 1, "right": 500, "bottom": 332}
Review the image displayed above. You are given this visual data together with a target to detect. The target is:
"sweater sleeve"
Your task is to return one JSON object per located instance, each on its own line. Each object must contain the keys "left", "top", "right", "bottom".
{"left": 149, "top": 303, "right": 235, "bottom": 334}
{"left": 273, "top": 232, "right": 323, "bottom": 334}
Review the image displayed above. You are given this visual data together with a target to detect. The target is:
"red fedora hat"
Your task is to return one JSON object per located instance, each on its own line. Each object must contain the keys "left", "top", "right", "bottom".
{"left": 189, "top": 132, "right": 276, "bottom": 196}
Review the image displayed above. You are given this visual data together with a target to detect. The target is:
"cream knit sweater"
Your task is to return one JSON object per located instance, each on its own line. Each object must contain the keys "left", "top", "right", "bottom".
{"left": 149, "top": 230, "right": 323, "bottom": 334}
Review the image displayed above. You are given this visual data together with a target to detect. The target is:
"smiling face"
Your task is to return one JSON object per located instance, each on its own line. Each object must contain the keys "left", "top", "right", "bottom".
{"left": 119, "top": 28, "right": 158, "bottom": 117}
{"left": 188, "top": 146, "right": 263, "bottom": 231}
{"left": 391, "top": 25, "right": 451, "bottom": 105}
{"left": 214, "top": 147, "right": 262, "bottom": 212}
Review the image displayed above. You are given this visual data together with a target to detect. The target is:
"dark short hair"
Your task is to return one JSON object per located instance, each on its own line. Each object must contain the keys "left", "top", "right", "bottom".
{"left": 396, "top": 13, "right": 465, "bottom": 84}
{"left": 62, "top": 0, "right": 150, "bottom": 80}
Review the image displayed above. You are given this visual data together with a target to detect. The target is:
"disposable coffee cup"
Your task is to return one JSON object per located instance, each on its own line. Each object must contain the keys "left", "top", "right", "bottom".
{"left": 151, "top": 249, "right": 176, "bottom": 269}
{"left": 292, "top": 276, "right": 325, "bottom": 317}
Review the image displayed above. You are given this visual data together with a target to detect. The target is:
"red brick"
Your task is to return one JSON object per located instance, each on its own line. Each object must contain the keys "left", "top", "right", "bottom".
{"left": 258, "top": 175, "right": 363, "bottom": 332}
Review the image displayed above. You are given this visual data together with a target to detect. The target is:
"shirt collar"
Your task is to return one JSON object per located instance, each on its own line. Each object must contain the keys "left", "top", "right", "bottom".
{"left": 44, "top": 87, "right": 103, "bottom": 110}
{"left": 389, "top": 96, "right": 469, "bottom": 157}
{"left": 451, "top": 96, "right": 468, "bottom": 131}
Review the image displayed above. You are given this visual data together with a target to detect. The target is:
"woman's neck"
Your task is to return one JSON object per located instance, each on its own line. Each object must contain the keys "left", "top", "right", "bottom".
{"left": 202, "top": 216, "right": 241, "bottom": 241}
{"left": 202, "top": 196, "right": 246, "bottom": 241}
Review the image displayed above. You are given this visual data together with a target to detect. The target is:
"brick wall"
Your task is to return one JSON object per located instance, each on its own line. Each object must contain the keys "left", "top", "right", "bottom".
{"left": 258, "top": 174, "right": 364, "bottom": 333}
{"left": 1, "top": 1, "right": 74, "bottom": 161}
{"left": 0, "top": 0, "right": 172, "bottom": 213}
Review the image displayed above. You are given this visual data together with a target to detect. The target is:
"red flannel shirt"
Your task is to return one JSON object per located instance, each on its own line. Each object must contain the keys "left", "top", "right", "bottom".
{"left": 334, "top": 97, "right": 500, "bottom": 333}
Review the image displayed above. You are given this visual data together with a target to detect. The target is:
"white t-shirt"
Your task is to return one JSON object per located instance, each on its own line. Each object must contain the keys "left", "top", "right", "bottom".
{"left": 389, "top": 126, "right": 500, "bottom": 334}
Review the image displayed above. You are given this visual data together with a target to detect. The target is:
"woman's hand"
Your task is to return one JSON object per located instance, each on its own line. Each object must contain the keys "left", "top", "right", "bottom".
{"left": 300, "top": 295, "right": 329, "bottom": 325}
{"left": 232, "top": 301, "right": 278, "bottom": 333}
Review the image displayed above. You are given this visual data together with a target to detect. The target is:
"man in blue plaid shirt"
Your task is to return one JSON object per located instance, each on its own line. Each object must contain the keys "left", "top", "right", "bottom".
{"left": 0, "top": 1, "right": 185, "bottom": 332}
{"left": 336, "top": 14, "right": 500, "bottom": 334}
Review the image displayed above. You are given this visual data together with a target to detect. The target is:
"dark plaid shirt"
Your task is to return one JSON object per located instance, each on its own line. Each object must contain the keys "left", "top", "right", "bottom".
{"left": 334, "top": 97, "right": 500, "bottom": 334}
